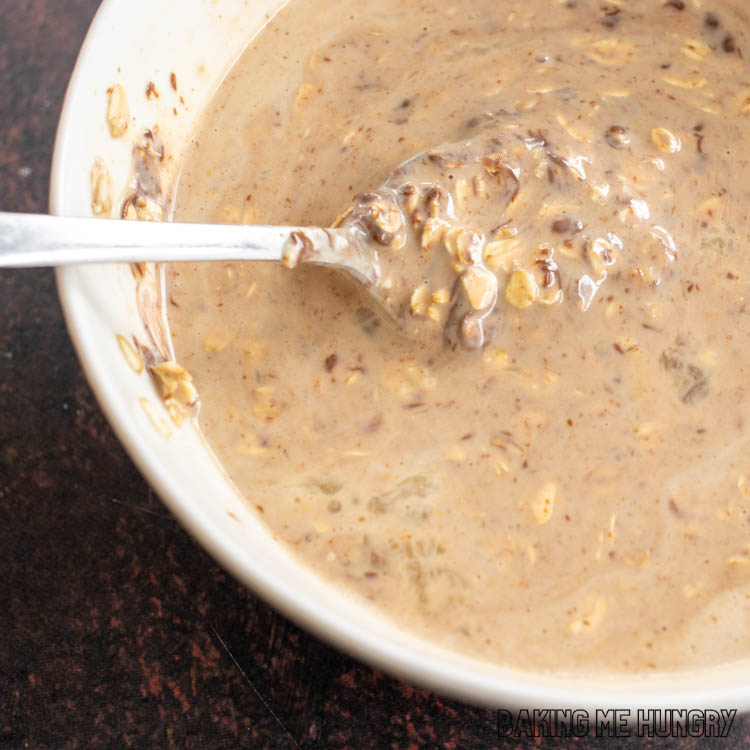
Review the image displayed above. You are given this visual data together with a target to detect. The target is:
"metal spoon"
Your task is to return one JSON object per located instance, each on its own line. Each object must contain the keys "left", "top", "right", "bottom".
{"left": 0, "top": 212, "right": 381, "bottom": 288}
{"left": 0, "top": 129, "right": 533, "bottom": 350}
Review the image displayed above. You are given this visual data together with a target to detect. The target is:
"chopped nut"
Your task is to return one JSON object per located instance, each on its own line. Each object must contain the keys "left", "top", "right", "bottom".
{"left": 651, "top": 127, "right": 681, "bottom": 154}
{"left": 370, "top": 200, "right": 403, "bottom": 235}
{"left": 505, "top": 268, "right": 539, "bottom": 309}
{"left": 106, "top": 84, "right": 129, "bottom": 138}
{"left": 461, "top": 267, "right": 498, "bottom": 311}
{"left": 531, "top": 481, "right": 557, "bottom": 525}
{"left": 90, "top": 159, "right": 113, "bottom": 217}
{"left": 445, "top": 227, "right": 483, "bottom": 264}
{"left": 151, "top": 361, "right": 199, "bottom": 408}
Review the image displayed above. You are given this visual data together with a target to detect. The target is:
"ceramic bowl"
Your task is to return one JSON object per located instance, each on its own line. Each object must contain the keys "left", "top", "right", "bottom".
{"left": 50, "top": 0, "right": 750, "bottom": 711}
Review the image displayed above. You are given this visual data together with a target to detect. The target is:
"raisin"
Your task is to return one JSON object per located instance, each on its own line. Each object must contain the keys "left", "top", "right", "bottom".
{"left": 723, "top": 35, "right": 738, "bottom": 53}
{"left": 605, "top": 125, "right": 630, "bottom": 150}
{"left": 705, "top": 12, "right": 721, "bottom": 29}
{"left": 552, "top": 217, "right": 584, "bottom": 234}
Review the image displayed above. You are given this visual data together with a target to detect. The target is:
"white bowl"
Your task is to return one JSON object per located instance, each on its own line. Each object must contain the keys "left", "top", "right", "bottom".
{"left": 51, "top": 0, "right": 750, "bottom": 711}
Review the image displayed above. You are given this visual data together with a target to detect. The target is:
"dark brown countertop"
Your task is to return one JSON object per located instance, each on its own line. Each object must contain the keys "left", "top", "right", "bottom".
{"left": 1, "top": 2, "right": 749, "bottom": 748}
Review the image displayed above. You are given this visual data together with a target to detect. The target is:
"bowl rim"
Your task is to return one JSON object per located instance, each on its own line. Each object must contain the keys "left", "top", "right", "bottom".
{"left": 50, "top": 0, "right": 750, "bottom": 713}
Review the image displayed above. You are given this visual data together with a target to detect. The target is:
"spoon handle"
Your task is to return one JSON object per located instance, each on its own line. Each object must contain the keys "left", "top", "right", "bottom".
{"left": 0, "top": 211, "right": 298, "bottom": 267}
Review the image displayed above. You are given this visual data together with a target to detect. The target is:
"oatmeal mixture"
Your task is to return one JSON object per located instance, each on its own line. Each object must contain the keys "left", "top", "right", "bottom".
{"left": 167, "top": 0, "right": 750, "bottom": 673}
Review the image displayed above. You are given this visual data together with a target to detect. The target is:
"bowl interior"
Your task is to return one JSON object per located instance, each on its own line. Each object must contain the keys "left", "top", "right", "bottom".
{"left": 51, "top": 0, "right": 750, "bottom": 710}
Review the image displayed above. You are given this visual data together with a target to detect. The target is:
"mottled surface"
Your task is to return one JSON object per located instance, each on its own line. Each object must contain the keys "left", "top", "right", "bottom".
{"left": 171, "top": 0, "right": 750, "bottom": 675}
{"left": 1, "top": 1, "right": 749, "bottom": 747}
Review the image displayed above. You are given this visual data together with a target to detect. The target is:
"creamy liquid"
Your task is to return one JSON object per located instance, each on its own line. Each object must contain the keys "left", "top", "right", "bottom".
{"left": 167, "top": 0, "right": 750, "bottom": 674}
